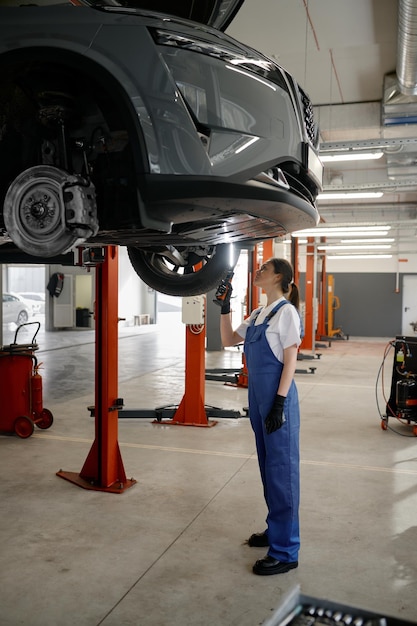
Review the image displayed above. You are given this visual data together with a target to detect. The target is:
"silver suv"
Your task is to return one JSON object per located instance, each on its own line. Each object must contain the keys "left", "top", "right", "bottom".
{"left": 0, "top": 1, "right": 322, "bottom": 295}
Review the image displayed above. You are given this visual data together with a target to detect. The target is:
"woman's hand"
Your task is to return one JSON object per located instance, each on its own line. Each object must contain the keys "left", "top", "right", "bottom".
{"left": 265, "top": 395, "right": 286, "bottom": 434}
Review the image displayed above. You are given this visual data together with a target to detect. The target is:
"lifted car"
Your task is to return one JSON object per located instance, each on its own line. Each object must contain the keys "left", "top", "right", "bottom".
{"left": 0, "top": 0, "right": 322, "bottom": 296}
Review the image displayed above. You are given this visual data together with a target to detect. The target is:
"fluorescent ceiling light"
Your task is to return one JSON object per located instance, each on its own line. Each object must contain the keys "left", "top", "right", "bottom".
{"left": 317, "top": 192, "right": 384, "bottom": 200}
{"left": 320, "top": 152, "right": 383, "bottom": 163}
{"left": 328, "top": 254, "right": 392, "bottom": 259}
{"left": 318, "top": 245, "right": 391, "bottom": 250}
{"left": 296, "top": 231, "right": 391, "bottom": 238}
{"left": 340, "top": 238, "right": 395, "bottom": 243}
{"left": 293, "top": 225, "right": 391, "bottom": 237}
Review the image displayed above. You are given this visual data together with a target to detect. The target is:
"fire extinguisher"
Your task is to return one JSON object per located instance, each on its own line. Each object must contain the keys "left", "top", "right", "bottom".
{"left": 31, "top": 360, "right": 43, "bottom": 416}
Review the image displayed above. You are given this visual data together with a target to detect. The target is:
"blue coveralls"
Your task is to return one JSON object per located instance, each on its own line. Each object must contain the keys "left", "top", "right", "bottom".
{"left": 244, "top": 301, "right": 300, "bottom": 563}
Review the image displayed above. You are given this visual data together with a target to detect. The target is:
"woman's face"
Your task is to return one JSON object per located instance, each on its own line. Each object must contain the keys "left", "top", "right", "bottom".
{"left": 254, "top": 261, "right": 281, "bottom": 289}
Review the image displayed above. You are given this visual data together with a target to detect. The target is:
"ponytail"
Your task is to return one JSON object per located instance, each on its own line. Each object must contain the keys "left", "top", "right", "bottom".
{"left": 287, "top": 283, "right": 300, "bottom": 311}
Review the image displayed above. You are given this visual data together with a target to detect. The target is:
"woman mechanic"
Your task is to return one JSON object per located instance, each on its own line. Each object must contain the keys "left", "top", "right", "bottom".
{"left": 219, "top": 258, "right": 301, "bottom": 576}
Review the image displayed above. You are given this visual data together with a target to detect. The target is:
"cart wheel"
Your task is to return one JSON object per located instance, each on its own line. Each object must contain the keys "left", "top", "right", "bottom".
{"left": 14, "top": 415, "right": 35, "bottom": 438}
{"left": 381, "top": 418, "right": 388, "bottom": 431}
{"left": 35, "top": 409, "right": 53, "bottom": 430}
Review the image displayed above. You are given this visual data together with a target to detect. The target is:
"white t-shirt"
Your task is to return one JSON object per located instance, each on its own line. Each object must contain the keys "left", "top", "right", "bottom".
{"left": 235, "top": 297, "right": 301, "bottom": 363}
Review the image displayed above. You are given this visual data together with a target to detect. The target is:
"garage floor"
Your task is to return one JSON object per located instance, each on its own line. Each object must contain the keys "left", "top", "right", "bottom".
{"left": 1, "top": 314, "right": 416, "bottom": 626}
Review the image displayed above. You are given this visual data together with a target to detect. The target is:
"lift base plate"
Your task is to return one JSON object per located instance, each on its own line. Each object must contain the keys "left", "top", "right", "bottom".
{"left": 57, "top": 471, "right": 136, "bottom": 493}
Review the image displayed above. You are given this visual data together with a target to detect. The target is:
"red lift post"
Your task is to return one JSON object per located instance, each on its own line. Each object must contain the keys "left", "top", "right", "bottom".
{"left": 156, "top": 307, "right": 217, "bottom": 428}
{"left": 291, "top": 236, "right": 299, "bottom": 285}
{"left": 300, "top": 237, "right": 315, "bottom": 352}
{"left": 234, "top": 244, "right": 261, "bottom": 388}
{"left": 232, "top": 241, "right": 269, "bottom": 389}
{"left": 315, "top": 251, "right": 327, "bottom": 340}
{"left": 57, "top": 246, "right": 136, "bottom": 493}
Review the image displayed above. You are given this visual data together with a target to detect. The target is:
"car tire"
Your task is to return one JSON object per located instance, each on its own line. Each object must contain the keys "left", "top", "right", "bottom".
{"left": 127, "top": 244, "right": 238, "bottom": 296}
{"left": 16, "top": 310, "right": 29, "bottom": 325}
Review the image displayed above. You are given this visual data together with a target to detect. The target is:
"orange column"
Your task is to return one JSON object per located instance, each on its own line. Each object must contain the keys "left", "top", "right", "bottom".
{"left": 262, "top": 239, "right": 274, "bottom": 262}
{"left": 156, "top": 295, "right": 216, "bottom": 428}
{"left": 292, "top": 237, "right": 299, "bottom": 285}
{"left": 57, "top": 246, "right": 136, "bottom": 493}
{"left": 235, "top": 245, "right": 259, "bottom": 388}
{"left": 167, "top": 321, "right": 216, "bottom": 427}
{"left": 300, "top": 238, "right": 315, "bottom": 351}
{"left": 316, "top": 251, "right": 327, "bottom": 339}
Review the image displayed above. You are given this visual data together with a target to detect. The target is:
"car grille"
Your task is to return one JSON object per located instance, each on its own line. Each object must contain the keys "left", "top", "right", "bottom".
{"left": 299, "top": 87, "right": 319, "bottom": 149}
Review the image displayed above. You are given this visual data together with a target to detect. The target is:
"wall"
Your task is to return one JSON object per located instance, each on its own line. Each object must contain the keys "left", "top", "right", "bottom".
{"left": 118, "top": 247, "right": 156, "bottom": 326}
{"left": 3, "top": 264, "right": 45, "bottom": 293}
{"left": 298, "top": 270, "right": 406, "bottom": 338}
{"left": 43, "top": 247, "right": 157, "bottom": 330}
{"left": 322, "top": 273, "right": 402, "bottom": 337}
{"left": 296, "top": 248, "right": 417, "bottom": 337}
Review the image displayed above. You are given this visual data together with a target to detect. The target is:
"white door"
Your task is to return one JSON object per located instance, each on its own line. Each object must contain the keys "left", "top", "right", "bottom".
{"left": 53, "top": 274, "right": 74, "bottom": 328}
{"left": 402, "top": 275, "right": 417, "bottom": 336}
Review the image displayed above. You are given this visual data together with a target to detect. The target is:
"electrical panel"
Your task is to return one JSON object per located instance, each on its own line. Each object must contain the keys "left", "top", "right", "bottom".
{"left": 386, "top": 336, "right": 417, "bottom": 421}
{"left": 181, "top": 296, "right": 205, "bottom": 325}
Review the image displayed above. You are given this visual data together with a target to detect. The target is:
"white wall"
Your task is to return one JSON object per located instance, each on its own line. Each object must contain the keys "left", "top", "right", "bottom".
{"left": 118, "top": 247, "right": 156, "bottom": 326}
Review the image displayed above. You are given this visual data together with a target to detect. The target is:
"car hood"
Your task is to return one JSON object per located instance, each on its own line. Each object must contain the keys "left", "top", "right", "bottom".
{"left": 79, "top": 0, "right": 245, "bottom": 31}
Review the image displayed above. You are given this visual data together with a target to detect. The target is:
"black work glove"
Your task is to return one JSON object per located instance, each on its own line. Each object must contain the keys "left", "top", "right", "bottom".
{"left": 213, "top": 272, "right": 233, "bottom": 314}
{"left": 265, "top": 395, "right": 286, "bottom": 434}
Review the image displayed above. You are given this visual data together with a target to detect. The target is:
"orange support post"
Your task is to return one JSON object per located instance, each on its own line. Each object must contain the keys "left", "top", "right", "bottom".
{"left": 291, "top": 236, "right": 299, "bottom": 285}
{"left": 316, "top": 252, "right": 327, "bottom": 340}
{"left": 262, "top": 239, "right": 274, "bottom": 263}
{"left": 235, "top": 240, "right": 273, "bottom": 389}
{"left": 235, "top": 245, "right": 259, "bottom": 388}
{"left": 159, "top": 317, "right": 216, "bottom": 427}
{"left": 249, "top": 245, "right": 261, "bottom": 311}
{"left": 300, "top": 237, "right": 315, "bottom": 351}
{"left": 57, "top": 246, "right": 136, "bottom": 493}
{"left": 326, "top": 274, "right": 343, "bottom": 337}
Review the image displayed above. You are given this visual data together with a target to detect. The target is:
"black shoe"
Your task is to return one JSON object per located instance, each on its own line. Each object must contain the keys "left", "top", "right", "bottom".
{"left": 253, "top": 556, "right": 298, "bottom": 576}
{"left": 246, "top": 531, "right": 269, "bottom": 547}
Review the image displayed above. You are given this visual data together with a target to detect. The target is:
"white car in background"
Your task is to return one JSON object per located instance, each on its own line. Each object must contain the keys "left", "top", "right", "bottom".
{"left": 17, "top": 292, "right": 45, "bottom": 315}
{"left": 2, "top": 292, "right": 31, "bottom": 325}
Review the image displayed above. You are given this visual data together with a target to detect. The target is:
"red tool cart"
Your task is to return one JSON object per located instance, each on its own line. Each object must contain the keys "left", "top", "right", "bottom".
{"left": 0, "top": 322, "right": 53, "bottom": 438}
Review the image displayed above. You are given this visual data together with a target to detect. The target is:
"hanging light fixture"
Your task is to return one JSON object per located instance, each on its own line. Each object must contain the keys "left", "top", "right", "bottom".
{"left": 320, "top": 151, "right": 384, "bottom": 162}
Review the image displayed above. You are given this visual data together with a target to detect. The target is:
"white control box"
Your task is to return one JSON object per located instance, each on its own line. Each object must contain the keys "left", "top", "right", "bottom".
{"left": 182, "top": 295, "right": 205, "bottom": 325}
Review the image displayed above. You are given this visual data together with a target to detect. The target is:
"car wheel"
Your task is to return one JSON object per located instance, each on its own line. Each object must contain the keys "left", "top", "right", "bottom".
{"left": 3, "top": 165, "right": 81, "bottom": 257}
{"left": 127, "top": 244, "right": 238, "bottom": 296}
{"left": 16, "top": 310, "right": 29, "bottom": 325}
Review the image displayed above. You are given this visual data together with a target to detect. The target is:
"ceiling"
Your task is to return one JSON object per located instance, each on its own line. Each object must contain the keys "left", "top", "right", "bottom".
{"left": 227, "top": 0, "right": 417, "bottom": 258}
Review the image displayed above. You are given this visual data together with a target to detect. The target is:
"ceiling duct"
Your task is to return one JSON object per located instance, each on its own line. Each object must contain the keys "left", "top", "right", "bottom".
{"left": 383, "top": 0, "right": 417, "bottom": 125}
{"left": 397, "top": 0, "right": 417, "bottom": 95}
{"left": 382, "top": 1, "right": 417, "bottom": 177}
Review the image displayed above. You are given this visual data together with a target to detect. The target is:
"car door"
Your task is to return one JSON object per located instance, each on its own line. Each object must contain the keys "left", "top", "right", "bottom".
{"left": 2, "top": 293, "right": 17, "bottom": 324}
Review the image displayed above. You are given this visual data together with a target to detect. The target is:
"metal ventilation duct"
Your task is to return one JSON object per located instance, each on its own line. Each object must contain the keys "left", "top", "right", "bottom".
{"left": 383, "top": 0, "right": 417, "bottom": 126}
{"left": 382, "top": 1, "right": 417, "bottom": 177}
{"left": 397, "top": 0, "right": 417, "bottom": 95}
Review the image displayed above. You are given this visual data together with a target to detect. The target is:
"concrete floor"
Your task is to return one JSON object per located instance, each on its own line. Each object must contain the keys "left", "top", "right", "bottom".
{"left": 1, "top": 314, "right": 417, "bottom": 625}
